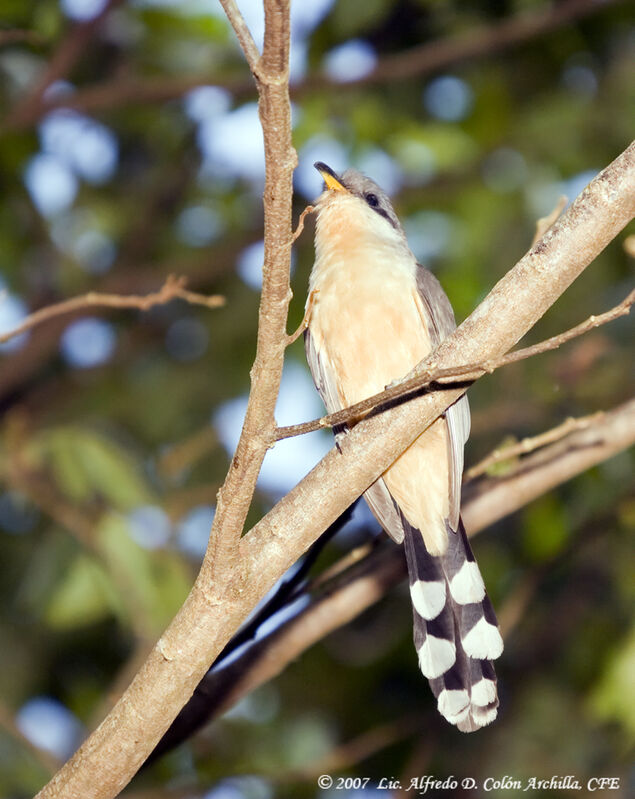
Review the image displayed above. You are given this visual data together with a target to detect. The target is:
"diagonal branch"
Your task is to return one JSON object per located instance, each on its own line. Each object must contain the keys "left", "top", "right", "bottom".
{"left": 275, "top": 288, "right": 635, "bottom": 441}
{"left": 464, "top": 410, "right": 606, "bottom": 480}
{"left": 275, "top": 394, "right": 635, "bottom": 680}
{"left": 0, "top": 29, "right": 45, "bottom": 46}
{"left": 460, "top": 397, "right": 635, "bottom": 531}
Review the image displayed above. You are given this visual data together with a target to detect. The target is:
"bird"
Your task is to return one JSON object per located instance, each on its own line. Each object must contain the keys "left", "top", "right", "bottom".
{"left": 304, "top": 161, "right": 504, "bottom": 732}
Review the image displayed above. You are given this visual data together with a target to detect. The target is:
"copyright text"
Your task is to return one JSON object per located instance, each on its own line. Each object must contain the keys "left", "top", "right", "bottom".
{"left": 316, "top": 774, "right": 621, "bottom": 793}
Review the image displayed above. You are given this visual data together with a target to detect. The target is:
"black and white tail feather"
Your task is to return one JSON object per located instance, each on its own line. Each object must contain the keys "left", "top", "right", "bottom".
{"left": 403, "top": 515, "right": 502, "bottom": 731}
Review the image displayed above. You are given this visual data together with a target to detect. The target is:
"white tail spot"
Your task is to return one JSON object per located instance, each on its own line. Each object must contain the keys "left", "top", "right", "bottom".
{"left": 449, "top": 560, "right": 485, "bottom": 604}
{"left": 473, "top": 704, "right": 498, "bottom": 727}
{"left": 438, "top": 689, "right": 470, "bottom": 724}
{"left": 410, "top": 579, "right": 446, "bottom": 620}
{"left": 417, "top": 635, "right": 456, "bottom": 679}
{"left": 471, "top": 678, "right": 497, "bottom": 707}
{"left": 462, "top": 617, "right": 504, "bottom": 660}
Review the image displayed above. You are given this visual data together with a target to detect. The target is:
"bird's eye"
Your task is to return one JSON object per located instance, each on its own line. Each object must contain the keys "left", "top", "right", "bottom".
{"left": 365, "top": 192, "right": 379, "bottom": 208}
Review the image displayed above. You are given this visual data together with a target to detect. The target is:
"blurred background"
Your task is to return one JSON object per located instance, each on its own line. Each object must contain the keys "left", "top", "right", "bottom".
{"left": 0, "top": 1, "right": 633, "bottom": 797}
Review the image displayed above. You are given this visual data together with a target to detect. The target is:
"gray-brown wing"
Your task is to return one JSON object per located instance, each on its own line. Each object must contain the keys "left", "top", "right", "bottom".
{"left": 363, "top": 479, "right": 406, "bottom": 544}
{"left": 304, "top": 327, "right": 342, "bottom": 420}
{"left": 304, "top": 328, "right": 406, "bottom": 544}
{"left": 416, "top": 266, "right": 471, "bottom": 531}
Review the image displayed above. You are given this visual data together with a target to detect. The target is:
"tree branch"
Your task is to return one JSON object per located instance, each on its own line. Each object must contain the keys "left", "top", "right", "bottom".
{"left": 288, "top": 714, "right": 423, "bottom": 782}
{"left": 464, "top": 410, "right": 606, "bottom": 480}
{"left": 36, "top": 0, "right": 296, "bottom": 791}
{"left": 0, "top": 275, "right": 224, "bottom": 345}
{"left": 218, "top": 0, "right": 262, "bottom": 76}
{"left": 0, "top": 238, "right": 248, "bottom": 404}
{"left": 200, "top": 0, "right": 296, "bottom": 589}
{"left": 461, "top": 397, "right": 635, "bottom": 532}
{"left": 275, "top": 288, "right": 634, "bottom": 441}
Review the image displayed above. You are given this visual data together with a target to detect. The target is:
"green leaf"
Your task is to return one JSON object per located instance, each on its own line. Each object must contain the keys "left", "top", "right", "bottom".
{"left": 522, "top": 494, "right": 570, "bottom": 562}
{"left": 75, "top": 430, "right": 154, "bottom": 510}
{"left": 487, "top": 436, "right": 521, "bottom": 477}
{"left": 589, "top": 628, "right": 635, "bottom": 743}
{"left": 38, "top": 428, "right": 94, "bottom": 503}
{"left": 35, "top": 426, "right": 155, "bottom": 510}
{"left": 331, "top": 0, "right": 392, "bottom": 37}
{"left": 96, "top": 513, "right": 190, "bottom": 633}
{"left": 45, "top": 554, "right": 121, "bottom": 629}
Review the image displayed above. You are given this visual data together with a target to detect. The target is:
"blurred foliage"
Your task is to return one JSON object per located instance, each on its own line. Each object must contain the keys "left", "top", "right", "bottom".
{"left": 0, "top": 1, "right": 634, "bottom": 797}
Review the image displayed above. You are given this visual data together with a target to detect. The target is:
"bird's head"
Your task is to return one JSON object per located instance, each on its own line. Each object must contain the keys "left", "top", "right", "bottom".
{"left": 313, "top": 161, "right": 405, "bottom": 239}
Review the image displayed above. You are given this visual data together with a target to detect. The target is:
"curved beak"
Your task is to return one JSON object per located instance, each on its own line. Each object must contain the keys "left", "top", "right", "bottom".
{"left": 314, "top": 161, "right": 347, "bottom": 192}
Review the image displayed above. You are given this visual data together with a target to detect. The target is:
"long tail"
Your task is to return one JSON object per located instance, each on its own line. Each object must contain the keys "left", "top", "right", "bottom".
{"left": 402, "top": 517, "right": 503, "bottom": 732}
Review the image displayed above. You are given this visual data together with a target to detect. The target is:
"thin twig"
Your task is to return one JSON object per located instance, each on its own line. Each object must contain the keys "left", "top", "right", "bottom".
{"left": 0, "top": 275, "right": 224, "bottom": 345}
{"left": 291, "top": 204, "right": 315, "bottom": 243}
{"left": 287, "top": 289, "right": 319, "bottom": 346}
{"left": 275, "top": 289, "right": 635, "bottom": 441}
{"left": 173, "top": 286, "right": 226, "bottom": 310}
{"left": 218, "top": 0, "right": 262, "bottom": 75}
{"left": 464, "top": 410, "right": 606, "bottom": 480}
{"left": 201, "top": 0, "right": 296, "bottom": 590}
{"left": 285, "top": 206, "right": 317, "bottom": 344}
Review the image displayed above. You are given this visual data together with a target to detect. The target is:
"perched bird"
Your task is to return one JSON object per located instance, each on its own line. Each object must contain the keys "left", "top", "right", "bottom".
{"left": 304, "top": 162, "right": 504, "bottom": 732}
